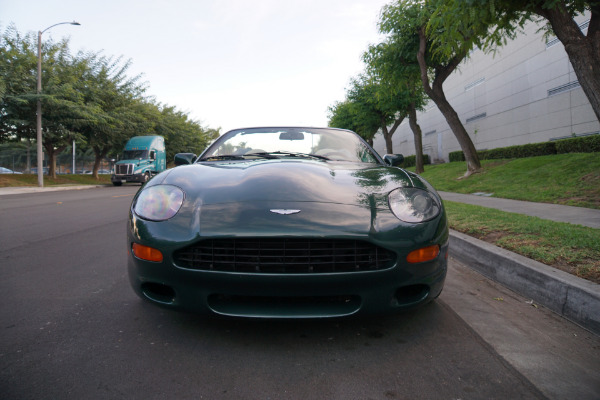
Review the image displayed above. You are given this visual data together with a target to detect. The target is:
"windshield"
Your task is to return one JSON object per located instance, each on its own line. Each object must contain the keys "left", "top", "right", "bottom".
{"left": 200, "top": 127, "right": 379, "bottom": 163}
{"left": 123, "top": 150, "right": 148, "bottom": 160}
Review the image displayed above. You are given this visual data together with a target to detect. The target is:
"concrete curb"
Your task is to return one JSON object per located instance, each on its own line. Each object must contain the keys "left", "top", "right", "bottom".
{"left": 449, "top": 230, "right": 600, "bottom": 335}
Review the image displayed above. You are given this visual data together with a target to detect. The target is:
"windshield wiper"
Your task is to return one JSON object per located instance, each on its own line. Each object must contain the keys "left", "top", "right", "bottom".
{"left": 198, "top": 155, "right": 245, "bottom": 161}
{"left": 240, "top": 152, "right": 280, "bottom": 159}
{"left": 200, "top": 152, "right": 331, "bottom": 162}
{"left": 265, "top": 151, "right": 330, "bottom": 160}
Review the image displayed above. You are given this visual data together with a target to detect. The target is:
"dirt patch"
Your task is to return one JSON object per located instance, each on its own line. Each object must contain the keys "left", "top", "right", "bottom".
{"left": 550, "top": 172, "right": 600, "bottom": 209}
{"left": 580, "top": 171, "right": 600, "bottom": 184}
{"left": 555, "top": 196, "right": 600, "bottom": 209}
{"left": 478, "top": 231, "right": 510, "bottom": 244}
{"left": 554, "top": 258, "right": 600, "bottom": 284}
{"left": 551, "top": 259, "right": 580, "bottom": 277}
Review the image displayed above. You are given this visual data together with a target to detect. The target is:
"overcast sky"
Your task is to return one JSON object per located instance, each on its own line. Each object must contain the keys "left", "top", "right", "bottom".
{"left": 1, "top": 0, "right": 390, "bottom": 133}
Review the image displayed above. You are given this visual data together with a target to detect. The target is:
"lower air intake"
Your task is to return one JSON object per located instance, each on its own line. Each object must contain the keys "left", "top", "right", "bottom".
{"left": 173, "top": 238, "right": 396, "bottom": 273}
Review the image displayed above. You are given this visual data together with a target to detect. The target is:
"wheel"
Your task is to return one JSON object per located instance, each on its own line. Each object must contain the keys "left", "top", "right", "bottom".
{"left": 142, "top": 171, "right": 150, "bottom": 185}
{"left": 112, "top": 181, "right": 122, "bottom": 186}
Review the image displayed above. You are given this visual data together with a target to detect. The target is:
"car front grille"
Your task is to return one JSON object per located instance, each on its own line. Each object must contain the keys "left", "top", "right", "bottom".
{"left": 173, "top": 238, "right": 396, "bottom": 273}
{"left": 115, "top": 164, "right": 134, "bottom": 175}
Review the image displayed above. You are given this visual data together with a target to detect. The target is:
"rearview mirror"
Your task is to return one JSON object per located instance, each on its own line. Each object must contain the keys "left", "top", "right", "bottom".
{"left": 279, "top": 131, "right": 304, "bottom": 141}
{"left": 174, "top": 153, "right": 197, "bottom": 166}
{"left": 383, "top": 154, "right": 404, "bottom": 167}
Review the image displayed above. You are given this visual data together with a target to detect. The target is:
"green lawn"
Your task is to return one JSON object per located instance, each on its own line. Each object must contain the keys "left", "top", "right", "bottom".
{"left": 444, "top": 201, "right": 600, "bottom": 284}
{"left": 0, "top": 173, "right": 112, "bottom": 187}
{"left": 411, "top": 153, "right": 600, "bottom": 209}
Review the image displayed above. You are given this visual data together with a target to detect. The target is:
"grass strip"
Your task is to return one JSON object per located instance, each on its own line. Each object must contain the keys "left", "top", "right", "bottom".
{"left": 413, "top": 153, "right": 600, "bottom": 209}
{"left": 444, "top": 201, "right": 600, "bottom": 284}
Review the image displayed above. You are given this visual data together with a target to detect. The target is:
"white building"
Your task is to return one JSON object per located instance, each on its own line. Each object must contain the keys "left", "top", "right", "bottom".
{"left": 373, "top": 13, "right": 599, "bottom": 161}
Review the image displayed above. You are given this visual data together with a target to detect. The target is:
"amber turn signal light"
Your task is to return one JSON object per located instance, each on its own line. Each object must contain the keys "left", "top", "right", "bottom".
{"left": 406, "top": 245, "right": 440, "bottom": 264}
{"left": 132, "top": 243, "right": 163, "bottom": 262}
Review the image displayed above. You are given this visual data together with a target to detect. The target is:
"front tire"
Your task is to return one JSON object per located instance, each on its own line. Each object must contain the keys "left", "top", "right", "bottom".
{"left": 112, "top": 181, "right": 122, "bottom": 186}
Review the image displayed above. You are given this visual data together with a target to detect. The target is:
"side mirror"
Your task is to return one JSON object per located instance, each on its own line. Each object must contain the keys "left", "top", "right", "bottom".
{"left": 174, "top": 153, "right": 197, "bottom": 166}
{"left": 383, "top": 154, "right": 404, "bottom": 167}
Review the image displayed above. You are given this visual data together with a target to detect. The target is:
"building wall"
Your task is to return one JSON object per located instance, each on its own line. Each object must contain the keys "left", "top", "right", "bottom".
{"left": 373, "top": 13, "right": 599, "bottom": 161}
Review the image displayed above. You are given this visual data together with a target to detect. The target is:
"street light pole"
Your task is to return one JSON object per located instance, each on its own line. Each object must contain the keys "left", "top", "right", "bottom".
{"left": 36, "top": 21, "right": 80, "bottom": 187}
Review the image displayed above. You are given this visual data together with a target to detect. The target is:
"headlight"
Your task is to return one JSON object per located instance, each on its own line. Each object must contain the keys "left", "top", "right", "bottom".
{"left": 388, "top": 188, "right": 440, "bottom": 223}
{"left": 134, "top": 185, "right": 185, "bottom": 221}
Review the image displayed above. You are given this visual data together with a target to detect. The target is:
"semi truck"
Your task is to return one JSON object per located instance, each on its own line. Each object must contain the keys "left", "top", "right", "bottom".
{"left": 111, "top": 136, "right": 166, "bottom": 186}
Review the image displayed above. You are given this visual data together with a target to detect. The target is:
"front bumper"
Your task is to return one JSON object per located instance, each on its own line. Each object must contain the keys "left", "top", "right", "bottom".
{"left": 128, "top": 248, "right": 447, "bottom": 318}
{"left": 126, "top": 200, "right": 449, "bottom": 318}
{"left": 112, "top": 173, "right": 146, "bottom": 183}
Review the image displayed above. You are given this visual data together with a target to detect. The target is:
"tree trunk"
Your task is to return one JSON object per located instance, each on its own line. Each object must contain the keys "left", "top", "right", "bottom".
{"left": 537, "top": 4, "right": 600, "bottom": 123}
{"left": 416, "top": 27, "right": 481, "bottom": 175}
{"left": 408, "top": 103, "right": 424, "bottom": 174}
{"left": 93, "top": 146, "right": 109, "bottom": 180}
{"left": 381, "top": 123, "right": 393, "bottom": 154}
{"left": 43, "top": 143, "right": 63, "bottom": 179}
{"left": 381, "top": 116, "right": 404, "bottom": 154}
{"left": 434, "top": 93, "right": 481, "bottom": 173}
{"left": 46, "top": 147, "right": 56, "bottom": 179}
{"left": 26, "top": 141, "right": 32, "bottom": 173}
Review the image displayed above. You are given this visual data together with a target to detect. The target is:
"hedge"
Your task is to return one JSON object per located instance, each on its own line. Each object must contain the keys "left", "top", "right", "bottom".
{"left": 402, "top": 154, "right": 430, "bottom": 168}
{"left": 448, "top": 134, "right": 600, "bottom": 162}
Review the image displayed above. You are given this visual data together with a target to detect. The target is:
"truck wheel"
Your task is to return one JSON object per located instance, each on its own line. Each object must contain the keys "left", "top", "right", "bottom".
{"left": 142, "top": 172, "right": 150, "bottom": 184}
{"left": 112, "top": 181, "right": 122, "bottom": 186}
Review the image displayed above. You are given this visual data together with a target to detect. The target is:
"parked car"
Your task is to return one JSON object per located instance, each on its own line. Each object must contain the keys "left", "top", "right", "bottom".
{"left": 31, "top": 167, "right": 48, "bottom": 175}
{"left": 127, "top": 127, "right": 448, "bottom": 318}
{"left": 0, "top": 167, "right": 22, "bottom": 174}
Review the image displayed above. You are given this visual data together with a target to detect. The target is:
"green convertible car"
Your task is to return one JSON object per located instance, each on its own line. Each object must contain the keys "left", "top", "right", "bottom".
{"left": 127, "top": 127, "right": 449, "bottom": 318}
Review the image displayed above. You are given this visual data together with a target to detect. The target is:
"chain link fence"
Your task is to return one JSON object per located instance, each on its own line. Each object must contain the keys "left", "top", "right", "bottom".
{"left": 0, "top": 143, "right": 113, "bottom": 174}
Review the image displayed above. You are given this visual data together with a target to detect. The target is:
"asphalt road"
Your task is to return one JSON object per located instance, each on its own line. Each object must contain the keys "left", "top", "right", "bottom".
{"left": 1, "top": 187, "right": 598, "bottom": 399}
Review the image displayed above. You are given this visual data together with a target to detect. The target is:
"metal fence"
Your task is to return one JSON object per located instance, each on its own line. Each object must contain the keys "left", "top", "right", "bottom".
{"left": 0, "top": 144, "right": 113, "bottom": 174}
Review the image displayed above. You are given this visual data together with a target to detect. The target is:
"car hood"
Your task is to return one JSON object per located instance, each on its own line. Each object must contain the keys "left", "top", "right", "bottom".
{"left": 153, "top": 159, "right": 421, "bottom": 207}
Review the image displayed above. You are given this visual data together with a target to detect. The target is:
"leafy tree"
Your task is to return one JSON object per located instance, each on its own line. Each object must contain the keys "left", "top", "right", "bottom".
{"left": 1, "top": 25, "right": 219, "bottom": 180}
{"left": 339, "top": 74, "right": 408, "bottom": 153}
{"left": 430, "top": 0, "right": 600, "bottom": 123}
{"left": 1, "top": 25, "right": 85, "bottom": 177}
{"left": 0, "top": 26, "right": 38, "bottom": 143}
{"left": 328, "top": 100, "right": 358, "bottom": 132}
{"left": 74, "top": 52, "right": 151, "bottom": 178}
{"left": 328, "top": 98, "right": 379, "bottom": 146}
{"left": 364, "top": 39, "right": 428, "bottom": 173}
{"left": 379, "top": 0, "right": 483, "bottom": 176}
{"left": 152, "top": 102, "right": 220, "bottom": 162}
{"left": 39, "top": 40, "right": 88, "bottom": 177}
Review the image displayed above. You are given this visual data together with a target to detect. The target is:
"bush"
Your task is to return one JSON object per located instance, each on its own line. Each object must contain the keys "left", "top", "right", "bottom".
{"left": 402, "top": 154, "right": 430, "bottom": 168}
{"left": 448, "top": 134, "right": 598, "bottom": 162}
{"left": 555, "top": 134, "right": 600, "bottom": 154}
{"left": 449, "top": 151, "right": 465, "bottom": 162}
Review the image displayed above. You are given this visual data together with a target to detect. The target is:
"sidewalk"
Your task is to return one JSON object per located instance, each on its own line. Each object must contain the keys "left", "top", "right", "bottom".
{"left": 439, "top": 191, "right": 600, "bottom": 229}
